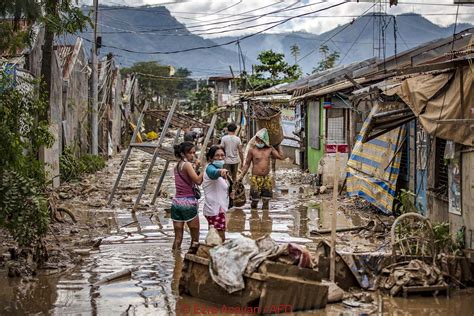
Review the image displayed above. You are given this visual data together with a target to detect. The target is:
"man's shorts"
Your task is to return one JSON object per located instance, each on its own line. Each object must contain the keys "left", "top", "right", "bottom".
{"left": 250, "top": 175, "right": 273, "bottom": 201}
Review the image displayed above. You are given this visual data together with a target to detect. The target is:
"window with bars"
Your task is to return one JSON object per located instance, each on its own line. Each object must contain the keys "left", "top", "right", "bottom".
{"left": 326, "top": 108, "right": 346, "bottom": 144}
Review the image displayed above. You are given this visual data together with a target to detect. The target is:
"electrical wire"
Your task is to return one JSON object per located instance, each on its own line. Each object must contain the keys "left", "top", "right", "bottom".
{"left": 80, "top": 1, "right": 347, "bottom": 55}
{"left": 338, "top": 13, "right": 373, "bottom": 65}
{"left": 93, "top": 1, "right": 319, "bottom": 35}
{"left": 91, "top": 0, "right": 288, "bottom": 33}
{"left": 297, "top": 2, "right": 377, "bottom": 63}
{"left": 210, "top": 0, "right": 244, "bottom": 15}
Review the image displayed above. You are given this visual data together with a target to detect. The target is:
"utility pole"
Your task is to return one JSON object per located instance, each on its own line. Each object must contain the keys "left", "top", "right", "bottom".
{"left": 91, "top": 0, "right": 99, "bottom": 155}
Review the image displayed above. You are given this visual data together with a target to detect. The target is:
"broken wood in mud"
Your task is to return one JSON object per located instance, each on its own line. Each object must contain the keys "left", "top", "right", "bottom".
{"left": 402, "top": 285, "right": 449, "bottom": 298}
{"left": 310, "top": 226, "right": 366, "bottom": 235}
{"left": 120, "top": 221, "right": 138, "bottom": 228}
{"left": 92, "top": 267, "right": 139, "bottom": 286}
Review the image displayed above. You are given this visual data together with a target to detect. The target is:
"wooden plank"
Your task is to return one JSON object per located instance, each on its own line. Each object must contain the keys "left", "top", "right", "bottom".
{"left": 130, "top": 144, "right": 176, "bottom": 161}
{"left": 146, "top": 110, "right": 209, "bottom": 129}
{"left": 199, "top": 114, "right": 217, "bottom": 164}
{"left": 330, "top": 151, "right": 339, "bottom": 282}
{"left": 108, "top": 101, "right": 149, "bottom": 205}
{"left": 151, "top": 128, "right": 181, "bottom": 204}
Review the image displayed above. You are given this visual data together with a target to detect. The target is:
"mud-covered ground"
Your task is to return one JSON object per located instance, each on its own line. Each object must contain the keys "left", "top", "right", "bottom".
{"left": 1, "top": 146, "right": 474, "bottom": 315}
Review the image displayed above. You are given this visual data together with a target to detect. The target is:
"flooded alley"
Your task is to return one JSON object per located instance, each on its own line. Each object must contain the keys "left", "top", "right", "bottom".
{"left": 2, "top": 148, "right": 474, "bottom": 315}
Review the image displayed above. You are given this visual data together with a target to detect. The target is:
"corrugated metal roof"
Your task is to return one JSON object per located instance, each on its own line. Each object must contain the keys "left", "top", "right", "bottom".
{"left": 245, "top": 94, "right": 292, "bottom": 103}
{"left": 56, "top": 37, "right": 85, "bottom": 80}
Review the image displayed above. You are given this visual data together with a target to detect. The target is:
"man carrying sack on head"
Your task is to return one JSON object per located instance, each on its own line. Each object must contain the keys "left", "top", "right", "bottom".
{"left": 238, "top": 128, "right": 284, "bottom": 210}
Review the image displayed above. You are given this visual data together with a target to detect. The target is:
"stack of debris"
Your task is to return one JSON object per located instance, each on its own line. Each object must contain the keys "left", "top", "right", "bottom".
{"left": 381, "top": 259, "right": 448, "bottom": 296}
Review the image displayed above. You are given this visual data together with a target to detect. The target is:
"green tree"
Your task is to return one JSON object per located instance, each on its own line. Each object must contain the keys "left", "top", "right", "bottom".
{"left": 249, "top": 49, "right": 301, "bottom": 90}
{"left": 312, "top": 44, "right": 340, "bottom": 73}
{"left": 121, "top": 61, "right": 193, "bottom": 103}
{"left": 0, "top": 74, "right": 54, "bottom": 247}
{"left": 290, "top": 44, "right": 300, "bottom": 65}
{"left": 190, "top": 85, "right": 214, "bottom": 117}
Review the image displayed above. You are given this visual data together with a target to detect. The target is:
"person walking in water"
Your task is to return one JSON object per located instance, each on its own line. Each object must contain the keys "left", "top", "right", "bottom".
{"left": 238, "top": 128, "right": 284, "bottom": 210}
{"left": 203, "top": 145, "right": 230, "bottom": 242}
{"left": 220, "top": 123, "right": 244, "bottom": 183}
{"left": 171, "top": 142, "right": 203, "bottom": 250}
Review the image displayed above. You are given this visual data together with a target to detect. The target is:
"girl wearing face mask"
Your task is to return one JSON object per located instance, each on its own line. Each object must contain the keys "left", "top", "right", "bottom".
{"left": 203, "top": 145, "right": 230, "bottom": 242}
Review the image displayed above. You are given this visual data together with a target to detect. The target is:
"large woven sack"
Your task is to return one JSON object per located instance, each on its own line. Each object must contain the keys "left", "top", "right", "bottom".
{"left": 233, "top": 181, "right": 246, "bottom": 207}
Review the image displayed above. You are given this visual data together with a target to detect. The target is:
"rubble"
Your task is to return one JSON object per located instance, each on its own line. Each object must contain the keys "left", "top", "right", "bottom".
{"left": 381, "top": 260, "right": 448, "bottom": 297}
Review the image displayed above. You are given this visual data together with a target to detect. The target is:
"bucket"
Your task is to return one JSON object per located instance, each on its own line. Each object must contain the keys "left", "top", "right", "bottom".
{"left": 255, "top": 107, "right": 284, "bottom": 146}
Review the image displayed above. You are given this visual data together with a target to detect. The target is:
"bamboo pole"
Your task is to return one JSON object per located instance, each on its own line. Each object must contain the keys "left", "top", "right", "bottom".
{"left": 199, "top": 114, "right": 217, "bottom": 164}
{"left": 330, "top": 151, "right": 339, "bottom": 282}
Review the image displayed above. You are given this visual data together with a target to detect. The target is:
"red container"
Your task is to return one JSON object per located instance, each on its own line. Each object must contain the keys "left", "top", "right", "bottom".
{"left": 325, "top": 144, "right": 349, "bottom": 153}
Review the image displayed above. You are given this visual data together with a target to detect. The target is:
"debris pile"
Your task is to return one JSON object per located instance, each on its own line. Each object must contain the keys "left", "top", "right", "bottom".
{"left": 381, "top": 259, "right": 447, "bottom": 296}
{"left": 208, "top": 236, "right": 314, "bottom": 293}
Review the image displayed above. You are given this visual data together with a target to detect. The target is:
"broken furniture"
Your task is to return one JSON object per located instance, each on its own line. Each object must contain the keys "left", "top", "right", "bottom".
{"left": 179, "top": 243, "right": 329, "bottom": 313}
{"left": 108, "top": 100, "right": 217, "bottom": 211}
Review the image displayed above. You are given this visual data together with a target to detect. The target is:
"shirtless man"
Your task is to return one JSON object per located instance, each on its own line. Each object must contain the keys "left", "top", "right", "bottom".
{"left": 238, "top": 128, "right": 284, "bottom": 209}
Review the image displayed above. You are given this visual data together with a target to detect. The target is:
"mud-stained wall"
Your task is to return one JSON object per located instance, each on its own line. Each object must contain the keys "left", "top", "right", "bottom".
{"left": 110, "top": 68, "right": 122, "bottom": 154}
{"left": 62, "top": 46, "right": 90, "bottom": 155}
{"left": 319, "top": 153, "right": 349, "bottom": 186}
{"left": 39, "top": 52, "right": 63, "bottom": 188}
{"left": 25, "top": 28, "right": 44, "bottom": 78}
{"left": 452, "top": 151, "right": 474, "bottom": 249}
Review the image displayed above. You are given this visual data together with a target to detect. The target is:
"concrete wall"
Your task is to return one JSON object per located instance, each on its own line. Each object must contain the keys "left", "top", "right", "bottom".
{"left": 62, "top": 46, "right": 90, "bottom": 154}
{"left": 319, "top": 153, "right": 349, "bottom": 186}
{"left": 39, "top": 52, "right": 63, "bottom": 188}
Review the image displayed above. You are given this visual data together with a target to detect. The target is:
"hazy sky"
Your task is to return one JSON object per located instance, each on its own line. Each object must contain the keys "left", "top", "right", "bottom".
{"left": 82, "top": 0, "right": 474, "bottom": 37}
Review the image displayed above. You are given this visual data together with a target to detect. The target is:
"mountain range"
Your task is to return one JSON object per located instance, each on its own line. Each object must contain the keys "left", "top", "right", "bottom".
{"left": 80, "top": 6, "right": 473, "bottom": 77}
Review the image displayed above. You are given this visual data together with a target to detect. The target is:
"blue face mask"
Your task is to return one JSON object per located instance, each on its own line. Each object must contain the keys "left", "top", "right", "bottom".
{"left": 213, "top": 160, "right": 225, "bottom": 168}
{"left": 256, "top": 143, "right": 265, "bottom": 148}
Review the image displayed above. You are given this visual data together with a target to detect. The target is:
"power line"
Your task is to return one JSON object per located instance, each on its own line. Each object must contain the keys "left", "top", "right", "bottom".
{"left": 297, "top": 2, "right": 377, "bottom": 63}
{"left": 210, "top": 0, "right": 244, "bottom": 15}
{"left": 93, "top": 1, "right": 319, "bottom": 35}
{"left": 80, "top": 1, "right": 347, "bottom": 55}
{"left": 91, "top": 0, "right": 288, "bottom": 33}
{"left": 338, "top": 13, "right": 373, "bottom": 65}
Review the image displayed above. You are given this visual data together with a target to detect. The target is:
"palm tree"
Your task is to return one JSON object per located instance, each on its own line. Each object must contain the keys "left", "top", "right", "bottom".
{"left": 290, "top": 44, "right": 300, "bottom": 65}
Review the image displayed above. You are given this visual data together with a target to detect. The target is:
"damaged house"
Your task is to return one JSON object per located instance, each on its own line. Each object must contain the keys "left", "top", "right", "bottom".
{"left": 239, "top": 28, "right": 473, "bottom": 248}
{"left": 304, "top": 28, "right": 473, "bottom": 248}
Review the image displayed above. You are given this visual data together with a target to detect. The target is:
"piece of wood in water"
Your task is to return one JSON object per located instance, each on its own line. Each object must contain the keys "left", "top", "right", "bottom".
{"left": 93, "top": 267, "right": 139, "bottom": 286}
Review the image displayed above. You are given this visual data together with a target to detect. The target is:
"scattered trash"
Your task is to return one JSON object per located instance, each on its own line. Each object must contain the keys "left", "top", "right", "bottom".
{"left": 93, "top": 267, "right": 139, "bottom": 286}
{"left": 322, "top": 280, "right": 345, "bottom": 303}
{"left": 381, "top": 259, "right": 448, "bottom": 297}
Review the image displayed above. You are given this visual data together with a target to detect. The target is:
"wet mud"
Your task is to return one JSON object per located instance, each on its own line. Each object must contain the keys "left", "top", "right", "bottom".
{"left": 1, "top": 149, "right": 474, "bottom": 315}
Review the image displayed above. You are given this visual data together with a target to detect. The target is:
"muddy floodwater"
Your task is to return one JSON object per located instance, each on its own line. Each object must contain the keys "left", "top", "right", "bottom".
{"left": 1, "top": 150, "right": 474, "bottom": 315}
